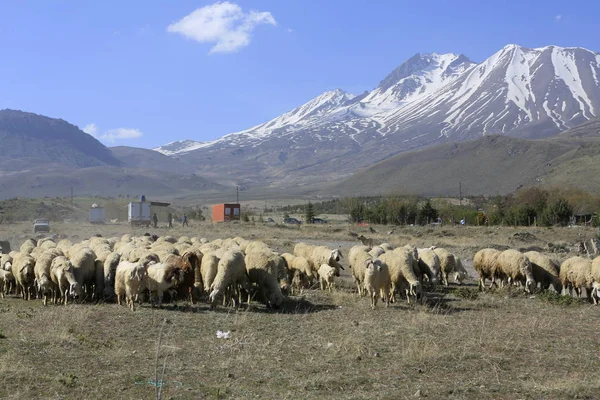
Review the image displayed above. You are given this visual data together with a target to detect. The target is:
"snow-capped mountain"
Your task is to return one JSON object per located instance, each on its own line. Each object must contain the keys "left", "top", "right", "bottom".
{"left": 154, "top": 140, "right": 205, "bottom": 156}
{"left": 159, "top": 44, "right": 600, "bottom": 186}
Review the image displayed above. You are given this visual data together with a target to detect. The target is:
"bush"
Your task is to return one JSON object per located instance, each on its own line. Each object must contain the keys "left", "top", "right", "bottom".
{"left": 542, "top": 198, "right": 573, "bottom": 226}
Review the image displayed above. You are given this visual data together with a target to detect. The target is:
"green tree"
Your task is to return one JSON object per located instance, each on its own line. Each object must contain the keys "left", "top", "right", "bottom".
{"left": 418, "top": 200, "right": 438, "bottom": 224}
{"left": 542, "top": 198, "right": 573, "bottom": 226}
{"left": 305, "top": 202, "right": 315, "bottom": 224}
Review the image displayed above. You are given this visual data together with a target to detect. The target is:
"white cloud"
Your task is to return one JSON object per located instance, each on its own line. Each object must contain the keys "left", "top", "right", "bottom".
{"left": 82, "top": 123, "right": 98, "bottom": 136}
{"left": 555, "top": 14, "right": 562, "bottom": 21}
{"left": 167, "top": 1, "right": 276, "bottom": 54}
{"left": 287, "top": 28, "right": 293, "bottom": 33}
{"left": 99, "top": 128, "right": 143, "bottom": 142}
{"left": 83, "top": 123, "right": 143, "bottom": 142}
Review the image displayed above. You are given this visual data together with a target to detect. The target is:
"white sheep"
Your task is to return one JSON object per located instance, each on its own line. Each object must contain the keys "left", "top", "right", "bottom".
{"left": 0, "top": 269, "right": 14, "bottom": 298}
{"left": 560, "top": 257, "right": 593, "bottom": 299}
{"left": 114, "top": 260, "right": 151, "bottom": 311}
{"left": 524, "top": 251, "right": 561, "bottom": 292}
{"left": 432, "top": 247, "right": 456, "bottom": 286}
{"left": 380, "top": 248, "right": 421, "bottom": 304}
{"left": 348, "top": 245, "right": 373, "bottom": 296}
{"left": 146, "top": 263, "right": 184, "bottom": 306}
{"left": 591, "top": 256, "right": 600, "bottom": 304}
{"left": 11, "top": 253, "right": 36, "bottom": 300}
{"left": 318, "top": 263, "right": 336, "bottom": 292}
{"left": 34, "top": 250, "right": 61, "bottom": 305}
{"left": 416, "top": 247, "right": 440, "bottom": 287}
{"left": 245, "top": 250, "right": 285, "bottom": 308}
{"left": 368, "top": 246, "right": 385, "bottom": 258}
{"left": 473, "top": 248, "right": 502, "bottom": 291}
{"left": 70, "top": 247, "right": 97, "bottom": 300}
{"left": 363, "top": 259, "right": 390, "bottom": 309}
{"left": 50, "top": 256, "right": 82, "bottom": 305}
{"left": 209, "top": 250, "right": 249, "bottom": 308}
{"left": 200, "top": 252, "right": 219, "bottom": 294}
{"left": 496, "top": 249, "right": 536, "bottom": 293}
{"left": 103, "top": 252, "right": 121, "bottom": 299}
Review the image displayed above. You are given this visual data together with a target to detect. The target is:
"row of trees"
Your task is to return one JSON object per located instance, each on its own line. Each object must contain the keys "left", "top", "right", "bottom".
{"left": 285, "top": 187, "right": 599, "bottom": 227}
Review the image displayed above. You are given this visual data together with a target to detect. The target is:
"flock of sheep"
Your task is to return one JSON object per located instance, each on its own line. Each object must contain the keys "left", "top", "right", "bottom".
{"left": 0, "top": 233, "right": 599, "bottom": 311}
{"left": 474, "top": 247, "right": 600, "bottom": 303}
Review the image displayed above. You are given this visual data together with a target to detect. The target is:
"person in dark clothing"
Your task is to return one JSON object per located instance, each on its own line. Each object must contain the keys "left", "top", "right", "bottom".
{"left": 168, "top": 212, "right": 173, "bottom": 228}
{"left": 182, "top": 214, "right": 188, "bottom": 227}
{"left": 153, "top": 213, "right": 158, "bottom": 228}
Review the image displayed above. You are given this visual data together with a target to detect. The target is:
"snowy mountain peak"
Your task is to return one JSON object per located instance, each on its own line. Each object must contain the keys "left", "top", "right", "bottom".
{"left": 154, "top": 139, "right": 206, "bottom": 156}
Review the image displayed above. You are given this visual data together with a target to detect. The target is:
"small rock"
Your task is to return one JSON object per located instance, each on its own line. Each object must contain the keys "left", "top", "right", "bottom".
{"left": 414, "top": 389, "right": 422, "bottom": 397}
{"left": 352, "top": 320, "right": 359, "bottom": 326}
{"left": 227, "top": 373, "right": 235, "bottom": 379}
{"left": 374, "top": 352, "right": 380, "bottom": 357}
{"left": 356, "top": 356, "right": 362, "bottom": 361}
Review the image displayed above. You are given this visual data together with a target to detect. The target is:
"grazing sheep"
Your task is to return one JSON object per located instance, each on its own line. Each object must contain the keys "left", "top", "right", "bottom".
{"left": 245, "top": 250, "right": 285, "bottom": 308}
{"left": 432, "top": 247, "right": 456, "bottom": 286}
{"left": 1, "top": 253, "right": 14, "bottom": 271}
{"left": 0, "top": 269, "right": 14, "bottom": 297}
{"left": 70, "top": 247, "right": 97, "bottom": 301}
{"left": 34, "top": 251, "right": 61, "bottom": 305}
{"left": 348, "top": 245, "right": 373, "bottom": 296}
{"left": 524, "top": 251, "right": 561, "bottom": 293}
{"left": 473, "top": 248, "right": 503, "bottom": 291}
{"left": 297, "top": 244, "right": 344, "bottom": 277}
{"left": 368, "top": 246, "right": 385, "bottom": 258}
{"left": 416, "top": 247, "right": 440, "bottom": 287}
{"left": 200, "top": 252, "right": 219, "bottom": 294}
{"left": 245, "top": 240, "right": 271, "bottom": 255}
{"left": 103, "top": 252, "right": 121, "bottom": 299}
{"left": 363, "top": 259, "right": 390, "bottom": 309}
{"left": 560, "top": 257, "right": 593, "bottom": 299}
{"left": 20, "top": 239, "right": 37, "bottom": 255}
{"left": 318, "top": 263, "right": 336, "bottom": 292}
{"left": 114, "top": 260, "right": 151, "bottom": 311}
{"left": 12, "top": 253, "right": 36, "bottom": 300}
{"left": 380, "top": 248, "right": 421, "bottom": 304}
{"left": 209, "top": 250, "right": 249, "bottom": 308}
{"left": 496, "top": 249, "right": 536, "bottom": 293}
{"left": 50, "top": 256, "right": 82, "bottom": 305}
{"left": 591, "top": 256, "right": 600, "bottom": 304}
{"left": 146, "top": 263, "right": 184, "bottom": 306}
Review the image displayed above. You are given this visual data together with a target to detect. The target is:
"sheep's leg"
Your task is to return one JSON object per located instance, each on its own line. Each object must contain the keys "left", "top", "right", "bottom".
{"left": 117, "top": 293, "right": 122, "bottom": 306}
{"left": 478, "top": 277, "right": 485, "bottom": 292}
{"left": 390, "top": 282, "right": 397, "bottom": 303}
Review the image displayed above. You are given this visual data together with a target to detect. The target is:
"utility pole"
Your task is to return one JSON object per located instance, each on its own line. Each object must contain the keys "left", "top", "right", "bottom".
{"left": 236, "top": 186, "right": 239, "bottom": 204}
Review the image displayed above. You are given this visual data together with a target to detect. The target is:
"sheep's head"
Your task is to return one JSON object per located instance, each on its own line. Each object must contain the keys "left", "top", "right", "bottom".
{"left": 454, "top": 271, "right": 469, "bottom": 284}
{"left": 4, "top": 262, "right": 11, "bottom": 271}
{"left": 69, "top": 282, "right": 82, "bottom": 297}
{"left": 37, "top": 276, "right": 51, "bottom": 293}
{"left": 525, "top": 278, "right": 536, "bottom": 294}
{"left": 330, "top": 249, "right": 342, "bottom": 262}
{"left": 269, "top": 291, "right": 284, "bottom": 308}
{"left": 551, "top": 278, "right": 563, "bottom": 294}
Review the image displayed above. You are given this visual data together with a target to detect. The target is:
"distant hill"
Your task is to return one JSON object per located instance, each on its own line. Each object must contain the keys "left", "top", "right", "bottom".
{"left": 0, "top": 109, "right": 121, "bottom": 167}
{"left": 331, "top": 127, "right": 600, "bottom": 197}
{"left": 110, "top": 146, "right": 191, "bottom": 174}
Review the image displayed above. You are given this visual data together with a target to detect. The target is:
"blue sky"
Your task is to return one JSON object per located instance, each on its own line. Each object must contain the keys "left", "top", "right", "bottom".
{"left": 0, "top": 0, "right": 598, "bottom": 148}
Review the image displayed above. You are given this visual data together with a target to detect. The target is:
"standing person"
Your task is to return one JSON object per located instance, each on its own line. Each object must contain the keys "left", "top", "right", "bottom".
{"left": 182, "top": 214, "right": 188, "bottom": 227}
{"left": 153, "top": 213, "right": 158, "bottom": 228}
{"left": 167, "top": 212, "right": 173, "bottom": 228}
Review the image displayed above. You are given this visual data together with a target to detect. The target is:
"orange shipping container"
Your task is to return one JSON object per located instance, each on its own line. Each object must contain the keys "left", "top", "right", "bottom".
{"left": 212, "top": 203, "right": 241, "bottom": 223}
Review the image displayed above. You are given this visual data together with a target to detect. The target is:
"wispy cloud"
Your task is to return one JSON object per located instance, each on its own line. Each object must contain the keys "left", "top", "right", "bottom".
{"left": 555, "top": 14, "right": 562, "bottom": 22}
{"left": 82, "top": 123, "right": 98, "bottom": 136}
{"left": 83, "top": 123, "right": 143, "bottom": 142}
{"left": 167, "top": 1, "right": 276, "bottom": 54}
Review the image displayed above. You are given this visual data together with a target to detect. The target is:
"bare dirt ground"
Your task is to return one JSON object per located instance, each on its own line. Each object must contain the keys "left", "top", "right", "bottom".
{"left": 1, "top": 221, "right": 600, "bottom": 399}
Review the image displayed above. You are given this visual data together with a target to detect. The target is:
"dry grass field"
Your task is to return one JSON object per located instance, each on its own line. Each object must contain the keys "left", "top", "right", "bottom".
{"left": 1, "top": 221, "right": 600, "bottom": 399}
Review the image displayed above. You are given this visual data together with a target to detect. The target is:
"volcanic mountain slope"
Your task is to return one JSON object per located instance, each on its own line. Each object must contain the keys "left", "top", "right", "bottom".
{"left": 331, "top": 117, "right": 600, "bottom": 197}
{"left": 159, "top": 44, "right": 600, "bottom": 187}
{"left": 0, "top": 109, "right": 121, "bottom": 167}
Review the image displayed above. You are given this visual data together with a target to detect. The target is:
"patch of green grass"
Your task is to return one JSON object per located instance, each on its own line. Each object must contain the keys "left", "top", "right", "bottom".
{"left": 451, "top": 287, "right": 479, "bottom": 300}
{"left": 58, "top": 373, "right": 78, "bottom": 388}
{"left": 536, "top": 290, "right": 583, "bottom": 306}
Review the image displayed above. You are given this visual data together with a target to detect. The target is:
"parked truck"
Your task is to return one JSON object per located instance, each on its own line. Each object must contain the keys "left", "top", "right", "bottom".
{"left": 128, "top": 201, "right": 152, "bottom": 227}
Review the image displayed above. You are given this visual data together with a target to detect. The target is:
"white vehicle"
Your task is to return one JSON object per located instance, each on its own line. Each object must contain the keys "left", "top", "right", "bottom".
{"left": 128, "top": 202, "right": 151, "bottom": 227}
{"left": 33, "top": 218, "right": 50, "bottom": 233}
